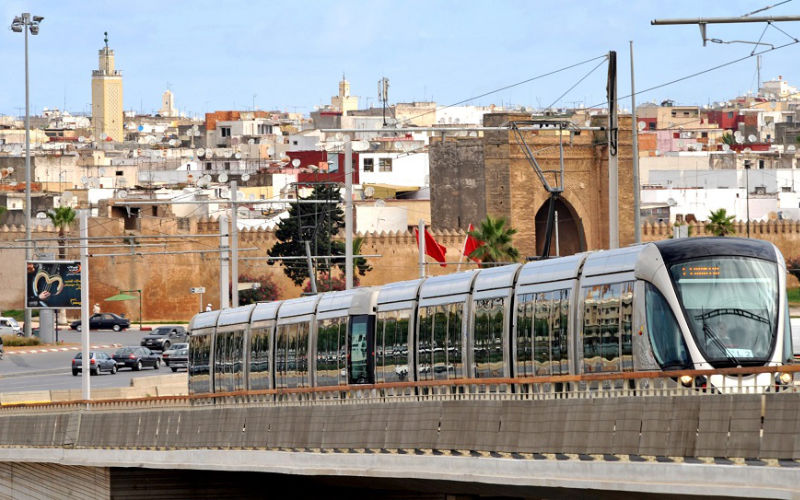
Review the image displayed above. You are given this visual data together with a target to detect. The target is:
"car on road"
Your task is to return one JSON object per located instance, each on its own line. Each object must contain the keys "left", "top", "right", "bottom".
{"left": 72, "top": 351, "right": 117, "bottom": 376}
{"left": 0, "top": 317, "right": 22, "bottom": 336}
{"left": 70, "top": 313, "right": 130, "bottom": 332}
{"left": 112, "top": 346, "right": 160, "bottom": 371}
{"left": 168, "top": 348, "right": 188, "bottom": 372}
{"left": 161, "top": 342, "right": 189, "bottom": 367}
{"left": 140, "top": 326, "right": 187, "bottom": 352}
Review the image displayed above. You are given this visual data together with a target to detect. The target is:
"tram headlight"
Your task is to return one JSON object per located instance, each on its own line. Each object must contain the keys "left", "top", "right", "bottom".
{"left": 778, "top": 372, "right": 793, "bottom": 385}
{"left": 679, "top": 375, "right": 694, "bottom": 387}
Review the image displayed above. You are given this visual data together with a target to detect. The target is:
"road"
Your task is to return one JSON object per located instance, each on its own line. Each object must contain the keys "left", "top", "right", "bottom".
{"left": 0, "top": 328, "right": 185, "bottom": 392}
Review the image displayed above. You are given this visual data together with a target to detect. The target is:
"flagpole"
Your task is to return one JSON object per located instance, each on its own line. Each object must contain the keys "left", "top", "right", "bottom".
{"left": 456, "top": 227, "right": 468, "bottom": 272}
{"left": 418, "top": 219, "right": 426, "bottom": 278}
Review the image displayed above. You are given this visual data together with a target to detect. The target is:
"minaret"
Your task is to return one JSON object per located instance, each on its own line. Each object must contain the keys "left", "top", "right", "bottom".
{"left": 331, "top": 73, "right": 359, "bottom": 115}
{"left": 91, "top": 32, "right": 123, "bottom": 142}
{"left": 159, "top": 89, "right": 176, "bottom": 117}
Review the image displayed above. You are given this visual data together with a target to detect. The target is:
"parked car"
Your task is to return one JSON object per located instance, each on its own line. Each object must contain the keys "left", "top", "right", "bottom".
{"left": 168, "top": 348, "right": 189, "bottom": 372}
{"left": 72, "top": 351, "right": 117, "bottom": 376}
{"left": 161, "top": 342, "right": 189, "bottom": 367}
{"left": 140, "top": 326, "right": 187, "bottom": 352}
{"left": 112, "top": 346, "right": 160, "bottom": 371}
{"left": 70, "top": 313, "right": 130, "bottom": 332}
{"left": 0, "top": 317, "right": 22, "bottom": 336}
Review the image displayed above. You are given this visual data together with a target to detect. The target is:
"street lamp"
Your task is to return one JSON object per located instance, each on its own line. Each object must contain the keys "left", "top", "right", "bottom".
{"left": 11, "top": 12, "right": 44, "bottom": 337}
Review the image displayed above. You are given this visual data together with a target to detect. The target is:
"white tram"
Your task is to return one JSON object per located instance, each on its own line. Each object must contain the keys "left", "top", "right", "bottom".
{"left": 188, "top": 237, "right": 794, "bottom": 395}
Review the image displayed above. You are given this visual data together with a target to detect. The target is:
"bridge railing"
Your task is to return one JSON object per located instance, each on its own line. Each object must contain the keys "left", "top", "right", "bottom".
{"left": 1, "top": 364, "right": 798, "bottom": 415}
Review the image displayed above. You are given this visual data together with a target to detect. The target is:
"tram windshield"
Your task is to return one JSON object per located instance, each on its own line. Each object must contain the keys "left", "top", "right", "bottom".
{"left": 670, "top": 257, "right": 777, "bottom": 367}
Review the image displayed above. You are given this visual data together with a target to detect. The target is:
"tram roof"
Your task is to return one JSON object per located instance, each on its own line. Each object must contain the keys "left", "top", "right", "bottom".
{"left": 317, "top": 287, "right": 377, "bottom": 319}
{"left": 216, "top": 304, "right": 255, "bottom": 327}
{"left": 582, "top": 245, "right": 645, "bottom": 277}
{"left": 376, "top": 278, "right": 424, "bottom": 307}
{"left": 189, "top": 310, "right": 221, "bottom": 331}
{"left": 419, "top": 269, "right": 479, "bottom": 300}
{"left": 654, "top": 237, "right": 776, "bottom": 264}
{"left": 277, "top": 294, "right": 322, "bottom": 320}
{"left": 473, "top": 264, "right": 521, "bottom": 293}
{"left": 251, "top": 300, "right": 281, "bottom": 322}
{"left": 517, "top": 253, "right": 586, "bottom": 286}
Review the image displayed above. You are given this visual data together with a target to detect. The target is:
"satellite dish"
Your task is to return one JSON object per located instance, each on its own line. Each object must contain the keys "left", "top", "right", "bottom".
{"left": 247, "top": 138, "right": 255, "bottom": 145}
{"left": 138, "top": 125, "right": 144, "bottom": 132}
{"left": 667, "top": 198, "right": 677, "bottom": 207}
{"left": 364, "top": 186, "right": 375, "bottom": 198}
{"left": 735, "top": 135, "right": 744, "bottom": 144}
{"left": 78, "top": 136, "right": 85, "bottom": 143}
{"left": 747, "top": 134, "right": 757, "bottom": 143}
{"left": 788, "top": 145, "right": 797, "bottom": 152}
{"left": 637, "top": 121, "right": 646, "bottom": 131}
{"left": 722, "top": 143, "right": 731, "bottom": 152}
{"left": 203, "top": 174, "right": 212, "bottom": 182}
{"left": 218, "top": 173, "right": 228, "bottom": 183}
{"left": 80, "top": 176, "right": 88, "bottom": 185}
{"left": 291, "top": 158, "right": 301, "bottom": 168}
{"left": 169, "top": 139, "right": 177, "bottom": 146}
{"left": 196, "top": 148, "right": 205, "bottom": 157}
{"left": 241, "top": 173, "right": 250, "bottom": 182}
{"left": 375, "top": 199, "right": 386, "bottom": 207}
{"left": 743, "top": 147, "right": 752, "bottom": 153}
{"left": 205, "top": 148, "right": 213, "bottom": 157}
{"left": 98, "top": 168, "right": 106, "bottom": 176}
{"left": 36, "top": 212, "right": 47, "bottom": 219}
{"left": 351, "top": 140, "right": 370, "bottom": 152}
{"left": 234, "top": 152, "right": 242, "bottom": 159}
{"left": 6, "top": 167, "right": 14, "bottom": 174}
{"left": 118, "top": 190, "right": 128, "bottom": 199}
{"left": 225, "top": 150, "right": 233, "bottom": 158}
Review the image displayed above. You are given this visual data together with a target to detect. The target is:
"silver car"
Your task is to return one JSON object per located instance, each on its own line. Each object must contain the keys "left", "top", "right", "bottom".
{"left": 161, "top": 342, "right": 189, "bottom": 367}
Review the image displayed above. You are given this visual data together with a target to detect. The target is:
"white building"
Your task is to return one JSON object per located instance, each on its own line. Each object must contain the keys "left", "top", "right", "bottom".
{"left": 358, "top": 151, "right": 428, "bottom": 188}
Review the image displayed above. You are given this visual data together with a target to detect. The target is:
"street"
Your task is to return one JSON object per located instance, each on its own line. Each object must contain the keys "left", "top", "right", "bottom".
{"left": 0, "top": 328, "right": 185, "bottom": 392}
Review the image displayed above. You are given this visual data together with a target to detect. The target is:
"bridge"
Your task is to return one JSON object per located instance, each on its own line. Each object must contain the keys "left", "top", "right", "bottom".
{"left": 2, "top": 366, "right": 800, "bottom": 499}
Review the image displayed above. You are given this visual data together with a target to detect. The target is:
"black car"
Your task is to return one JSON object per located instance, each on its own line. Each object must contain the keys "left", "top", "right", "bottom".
{"left": 112, "top": 346, "right": 160, "bottom": 371}
{"left": 168, "top": 348, "right": 189, "bottom": 372}
{"left": 70, "top": 313, "right": 130, "bottom": 332}
{"left": 72, "top": 351, "right": 118, "bottom": 376}
{"left": 140, "top": 326, "right": 187, "bottom": 352}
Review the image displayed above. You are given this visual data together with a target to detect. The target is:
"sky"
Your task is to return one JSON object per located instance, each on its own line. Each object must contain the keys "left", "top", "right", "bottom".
{"left": 1, "top": 0, "right": 800, "bottom": 118}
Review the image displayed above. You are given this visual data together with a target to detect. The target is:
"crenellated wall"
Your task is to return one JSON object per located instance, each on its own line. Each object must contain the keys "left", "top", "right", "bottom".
{"left": 1, "top": 217, "right": 798, "bottom": 322}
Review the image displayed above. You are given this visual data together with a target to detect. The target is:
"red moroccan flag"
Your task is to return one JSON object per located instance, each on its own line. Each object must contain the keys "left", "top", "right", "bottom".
{"left": 463, "top": 223, "right": 482, "bottom": 262}
{"left": 415, "top": 227, "right": 448, "bottom": 267}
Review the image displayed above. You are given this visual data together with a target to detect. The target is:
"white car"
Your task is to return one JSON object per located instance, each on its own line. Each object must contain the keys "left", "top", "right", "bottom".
{"left": 0, "top": 317, "right": 22, "bottom": 336}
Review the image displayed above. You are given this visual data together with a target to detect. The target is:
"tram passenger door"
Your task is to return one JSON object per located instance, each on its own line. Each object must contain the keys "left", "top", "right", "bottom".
{"left": 348, "top": 315, "right": 375, "bottom": 384}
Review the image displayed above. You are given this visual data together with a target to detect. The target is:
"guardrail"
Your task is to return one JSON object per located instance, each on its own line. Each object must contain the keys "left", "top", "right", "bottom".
{"left": 1, "top": 364, "right": 798, "bottom": 415}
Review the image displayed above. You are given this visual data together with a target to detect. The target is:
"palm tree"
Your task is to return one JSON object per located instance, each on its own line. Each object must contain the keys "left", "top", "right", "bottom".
{"left": 467, "top": 215, "right": 520, "bottom": 266}
{"left": 705, "top": 208, "right": 735, "bottom": 236}
{"left": 46, "top": 206, "right": 76, "bottom": 259}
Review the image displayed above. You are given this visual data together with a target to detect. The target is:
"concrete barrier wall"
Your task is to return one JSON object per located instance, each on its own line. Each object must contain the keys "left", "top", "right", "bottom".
{"left": 2, "top": 395, "right": 800, "bottom": 459}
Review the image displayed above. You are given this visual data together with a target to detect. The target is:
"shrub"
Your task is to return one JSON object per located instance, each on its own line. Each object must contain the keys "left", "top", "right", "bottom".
{"left": 786, "top": 256, "right": 800, "bottom": 282}
{"left": 237, "top": 273, "right": 280, "bottom": 305}
{"left": 2, "top": 335, "right": 41, "bottom": 347}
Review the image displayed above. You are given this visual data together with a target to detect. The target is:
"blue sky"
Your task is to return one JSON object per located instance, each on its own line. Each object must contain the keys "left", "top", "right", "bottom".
{"left": 1, "top": 1, "right": 799, "bottom": 117}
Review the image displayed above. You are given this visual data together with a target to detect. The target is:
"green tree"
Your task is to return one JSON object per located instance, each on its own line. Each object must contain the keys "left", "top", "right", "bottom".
{"left": 467, "top": 215, "right": 520, "bottom": 266}
{"left": 268, "top": 184, "right": 371, "bottom": 287}
{"left": 705, "top": 208, "right": 736, "bottom": 236}
{"left": 46, "top": 206, "right": 76, "bottom": 259}
{"left": 722, "top": 133, "right": 735, "bottom": 146}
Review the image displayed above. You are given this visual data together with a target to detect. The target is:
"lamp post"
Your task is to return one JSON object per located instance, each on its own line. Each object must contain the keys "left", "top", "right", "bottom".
{"left": 744, "top": 159, "right": 751, "bottom": 238}
{"left": 11, "top": 13, "right": 44, "bottom": 337}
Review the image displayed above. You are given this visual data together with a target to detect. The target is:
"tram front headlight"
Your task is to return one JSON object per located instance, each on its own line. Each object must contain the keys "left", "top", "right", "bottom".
{"left": 778, "top": 372, "right": 793, "bottom": 385}
{"left": 679, "top": 375, "right": 694, "bottom": 387}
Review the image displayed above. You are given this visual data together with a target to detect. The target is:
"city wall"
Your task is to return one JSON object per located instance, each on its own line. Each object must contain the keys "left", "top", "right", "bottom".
{"left": 1, "top": 217, "right": 799, "bottom": 322}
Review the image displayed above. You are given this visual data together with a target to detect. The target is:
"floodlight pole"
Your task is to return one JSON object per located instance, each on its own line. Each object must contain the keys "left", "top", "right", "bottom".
{"left": 230, "top": 181, "right": 239, "bottom": 307}
{"left": 79, "top": 210, "right": 90, "bottom": 401}
{"left": 345, "top": 141, "right": 354, "bottom": 289}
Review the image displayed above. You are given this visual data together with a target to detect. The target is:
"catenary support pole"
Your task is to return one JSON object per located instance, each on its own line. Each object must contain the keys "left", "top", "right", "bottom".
{"left": 345, "top": 141, "right": 354, "bottom": 289}
{"left": 418, "top": 219, "right": 426, "bottom": 279}
{"left": 230, "top": 181, "right": 238, "bottom": 307}
{"left": 607, "top": 50, "right": 619, "bottom": 249}
{"left": 80, "top": 210, "right": 90, "bottom": 401}
{"left": 218, "top": 214, "right": 229, "bottom": 309}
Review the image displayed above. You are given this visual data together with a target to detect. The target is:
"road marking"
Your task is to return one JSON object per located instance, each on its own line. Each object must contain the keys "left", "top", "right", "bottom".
{"left": 6, "top": 344, "right": 122, "bottom": 356}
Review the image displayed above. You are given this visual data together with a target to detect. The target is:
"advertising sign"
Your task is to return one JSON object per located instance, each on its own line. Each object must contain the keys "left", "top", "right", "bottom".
{"left": 26, "top": 261, "right": 81, "bottom": 309}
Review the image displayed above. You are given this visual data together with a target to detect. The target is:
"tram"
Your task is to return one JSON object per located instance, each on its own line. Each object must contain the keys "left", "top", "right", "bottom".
{"left": 187, "top": 237, "right": 794, "bottom": 395}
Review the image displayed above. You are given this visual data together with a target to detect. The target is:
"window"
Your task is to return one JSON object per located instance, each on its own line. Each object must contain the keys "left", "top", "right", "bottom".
{"left": 645, "top": 283, "right": 690, "bottom": 369}
{"left": 316, "top": 317, "right": 347, "bottom": 387}
{"left": 758, "top": 160, "right": 765, "bottom": 169}
{"left": 257, "top": 124, "right": 272, "bottom": 135}
{"left": 363, "top": 158, "right": 374, "bottom": 172}
{"left": 249, "top": 325, "right": 272, "bottom": 390}
{"left": 701, "top": 132, "right": 708, "bottom": 138}
{"left": 275, "top": 322, "right": 310, "bottom": 388}
{"left": 220, "top": 127, "right": 231, "bottom": 138}
{"left": 205, "top": 162, "right": 212, "bottom": 170}
{"left": 214, "top": 329, "right": 245, "bottom": 393}
{"left": 349, "top": 315, "right": 373, "bottom": 384}
{"left": 515, "top": 289, "right": 570, "bottom": 377}
{"left": 418, "top": 303, "right": 464, "bottom": 380}
{"left": 379, "top": 158, "right": 392, "bottom": 172}
{"left": 327, "top": 152, "right": 339, "bottom": 173}
{"left": 648, "top": 122, "right": 656, "bottom": 131}
{"left": 473, "top": 298, "right": 504, "bottom": 378}
{"left": 116, "top": 170, "right": 123, "bottom": 176}
{"left": 581, "top": 282, "right": 634, "bottom": 373}
{"left": 375, "top": 310, "right": 411, "bottom": 383}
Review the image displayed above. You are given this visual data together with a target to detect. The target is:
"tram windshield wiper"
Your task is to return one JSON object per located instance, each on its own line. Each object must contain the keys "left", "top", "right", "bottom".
{"left": 700, "top": 318, "right": 739, "bottom": 366}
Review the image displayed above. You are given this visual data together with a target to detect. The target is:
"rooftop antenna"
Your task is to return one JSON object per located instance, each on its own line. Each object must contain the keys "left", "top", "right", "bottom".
{"left": 378, "top": 77, "right": 390, "bottom": 126}
{"left": 104, "top": 31, "right": 108, "bottom": 50}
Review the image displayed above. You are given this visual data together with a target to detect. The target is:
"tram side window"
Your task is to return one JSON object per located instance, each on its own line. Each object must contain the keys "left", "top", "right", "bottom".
{"left": 249, "top": 326, "right": 271, "bottom": 391}
{"left": 582, "top": 283, "right": 632, "bottom": 373}
{"left": 474, "top": 297, "right": 504, "bottom": 378}
{"left": 317, "top": 317, "right": 346, "bottom": 387}
{"left": 276, "top": 323, "right": 309, "bottom": 388}
{"left": 376, "top": 310, "right": 411, "bottom": 383}
{"left": 349, "top": 315, "right": 372, "bottom": 384}
{"left": 515, "top": 296, "right": 534, "bottom": 377}
{"left": 432, "top": 303, "right": 463, "bottom": 380}
{"left": 418, "top": 307, "right": 433, "bottom": 381}
{"left": 533, "top": 293, "right": 550, "bottom": 376}
{"left": 515, "top": 289, "right": 570, "bottom": 378}
{"left": 189, "top": 334, "right": 211, "bottom": 395}
{"left": 645, "top": 283, "right": 690, "bottom": 369}
{"left": 621, "top": 283, "right": 634, "bottom": 371}
{"left": 231, "top": 329, "right": 245, "bottom": 392}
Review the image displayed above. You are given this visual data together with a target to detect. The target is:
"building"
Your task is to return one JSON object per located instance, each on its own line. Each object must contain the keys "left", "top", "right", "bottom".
{"left": 91, "top": 34, "right": 124, "bottom": 142}
{"left": 158, "top": 90, "right": 177, "bottom": 117}
{"left": 330, "top": 76, "right": 359, "bottom": 115}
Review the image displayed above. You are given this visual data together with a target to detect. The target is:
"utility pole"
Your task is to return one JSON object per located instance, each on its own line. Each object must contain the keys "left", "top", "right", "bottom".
{"left": 218, "top": 214, "right": 229, "bottom": 309}
{"left": 345, "top": 141, "right": 354, "bottom": 289}
{"left": 607, "top": 50, "right": 619, "bottom": 249}
{"left": 418, "top": 219, "right": 426, "bottom": 279}
{"left": 79, "top": 210, "right": 90, "bottom": 401}
{"left": 230, "top": 181, "right": 238, "bottom": 307}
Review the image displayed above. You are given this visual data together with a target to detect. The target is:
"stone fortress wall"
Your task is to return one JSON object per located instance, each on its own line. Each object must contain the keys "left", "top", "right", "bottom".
{"left": 1, "top": 216, "right": 798, "bottom": 322}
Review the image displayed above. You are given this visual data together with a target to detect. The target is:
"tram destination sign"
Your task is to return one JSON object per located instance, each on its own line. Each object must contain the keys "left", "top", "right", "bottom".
{"left": 26, "top": 261, "right": 81, "bottom": 309}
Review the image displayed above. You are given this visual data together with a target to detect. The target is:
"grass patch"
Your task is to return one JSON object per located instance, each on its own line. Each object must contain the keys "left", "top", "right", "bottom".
{"left": 0, "top": 309, "right": 38, "bottom": 321}
{"left": 789, "top": 288, "right": 800, "bottom": 305}
{"left": 1, "top": 335, "right": 41, "bottom": 347}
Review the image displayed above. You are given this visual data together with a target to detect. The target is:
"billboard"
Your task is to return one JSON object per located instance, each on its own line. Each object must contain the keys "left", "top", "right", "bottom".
{"left": 26, "top": 261, "right": 81, "bottom": 309}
